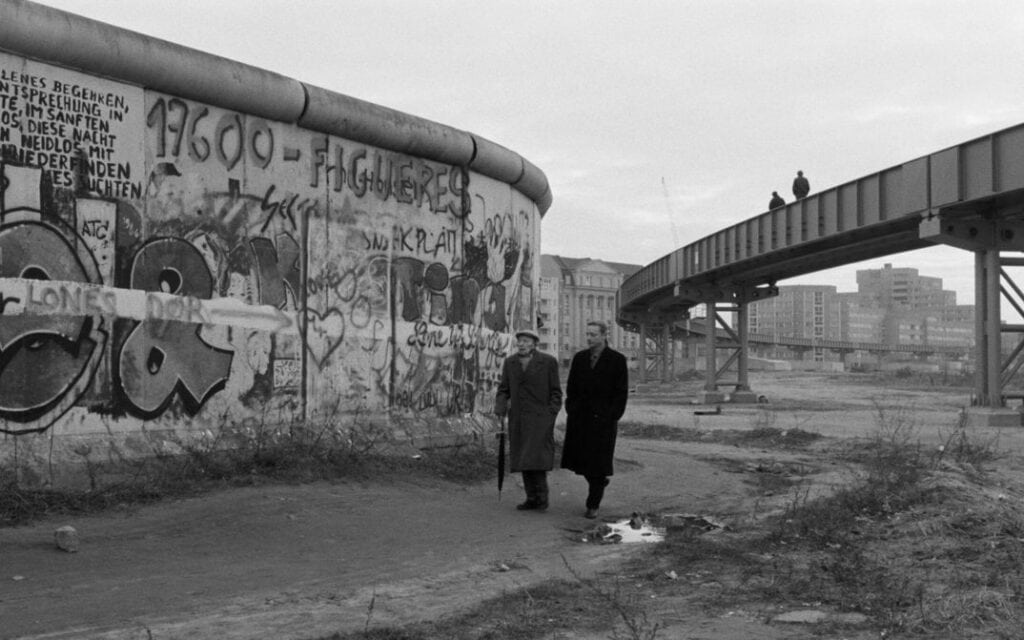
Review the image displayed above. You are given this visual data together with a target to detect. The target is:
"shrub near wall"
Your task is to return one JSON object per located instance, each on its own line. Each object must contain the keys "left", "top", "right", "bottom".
{"left": 0, "top": 35, "right": 543, "bottom": 486}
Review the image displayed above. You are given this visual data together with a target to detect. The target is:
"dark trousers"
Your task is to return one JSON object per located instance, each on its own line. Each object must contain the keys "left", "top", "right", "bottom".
{"left": 522, "top": 470, "right": 549, "bottom": 506}
{"left": 585, "top": 475, "right": 609, "bottom": 510}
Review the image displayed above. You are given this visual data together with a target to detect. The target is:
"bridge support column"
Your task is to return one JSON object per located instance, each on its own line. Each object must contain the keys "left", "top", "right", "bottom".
{"left": 696, "top": 294, "right": 763, "bottom": 404}
{"left": 731, "top": 298, "right": 758, "bottom": 403}
{"left": 964, "top": 248, "right": 1022, "bottom": 425}
{"left": 661, "top": 323, "right": 671, "bottom": 383}
{"left": 920, "top": 214, "right": 1024, "bottom": 426}
{"left": 637, "top": 320, "right": 648, "bottom": 384}
{"left": 976, "top": 249, "right": 1002, "bottom": 407}
{"left": 697, "top": 302, "right": 727, "bottom": 404}
{"left": 629, "top": 284, "right": 773, "bottom": 404}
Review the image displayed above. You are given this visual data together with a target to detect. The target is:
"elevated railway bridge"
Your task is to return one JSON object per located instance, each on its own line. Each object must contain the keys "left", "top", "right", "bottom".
{"left": 631, "top": 317, "right": 969, "bottom": 387}
{"left": 618, "top": 122, "right": 1024, "bottom": 424}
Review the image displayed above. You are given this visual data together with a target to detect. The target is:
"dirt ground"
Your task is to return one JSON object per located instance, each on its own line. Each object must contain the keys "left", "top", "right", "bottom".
{"left": 4, "top": 371, "right": 1024, "bottom": 640}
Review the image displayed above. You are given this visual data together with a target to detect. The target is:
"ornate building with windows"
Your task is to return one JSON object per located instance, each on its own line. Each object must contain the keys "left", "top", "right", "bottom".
{"left": 538, "top": 255, "right": 642, "bottom": 367}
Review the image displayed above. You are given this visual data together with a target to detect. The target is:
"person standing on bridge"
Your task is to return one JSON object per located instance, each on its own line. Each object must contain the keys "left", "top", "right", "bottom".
{"left": 769, "top": 191, "right": 786, "bottom": 209}
{"left": 792, "top": 170, "right": 810, "bottom": 200}
{"left": 495, "top": 329, "right": 562, "bottom": 512}
{"left": 561, "top": 321, "right": 629, "bottom": 519}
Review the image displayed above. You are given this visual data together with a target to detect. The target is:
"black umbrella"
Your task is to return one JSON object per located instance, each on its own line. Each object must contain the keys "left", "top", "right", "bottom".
{"left": 497, "top": 415, "right": 507, "bottom": 499}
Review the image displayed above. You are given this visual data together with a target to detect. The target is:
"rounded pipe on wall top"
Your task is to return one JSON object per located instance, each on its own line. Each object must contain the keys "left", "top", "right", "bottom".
{"left": 468, "top": 136, "right": 553, "bottom": 215}
{"left": 536, "top": 185, "right": 553, "bottom": 215}
{"left": 468, "top": 136, "right": 526, "bottom": 185}
{"left": 0, "top": 0, "right": 553, "bottom": 213}
{"left": 300, "top": 84, "right": 476, "bottom": 167}
{"left": 513, "top": 157, "right": 551, "bottom": 209}
{"left": 0, "top": 0, "right": 307, "bottom": 122}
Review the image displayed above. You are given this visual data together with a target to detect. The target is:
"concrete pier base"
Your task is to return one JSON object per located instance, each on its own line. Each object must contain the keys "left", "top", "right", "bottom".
{"left": 729, "top": 390, "right": 760, "bottom": 404}
{"left": 963, "top": 408, "right": 1022, "bottom": 427}
{"left": 696, "top": 390, "right": 728, "bottom": 404}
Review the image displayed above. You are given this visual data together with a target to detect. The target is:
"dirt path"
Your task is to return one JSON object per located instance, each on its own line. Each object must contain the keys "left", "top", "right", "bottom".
{"left": 4, "top": 372, "right": 1021, "bottom": 639}
{"left": 1, "top": 434, "right": 762, "bottom": 639}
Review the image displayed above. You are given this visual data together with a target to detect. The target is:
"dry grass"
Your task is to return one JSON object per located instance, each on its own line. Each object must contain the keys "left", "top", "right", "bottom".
{"left": 319, "top": 398, "right": 1024, "bottom": 640}
{"left": 617, "top": 422, "right": 823, "bottom": 449}
{"left": 0, "top": 430, "right": 495, "bottom": 527}
{"left": 9, "top": 376, "right": 1023, "bottom": 640}
{"left": 637, "top": 404, "right": 1024, "bottom": 639}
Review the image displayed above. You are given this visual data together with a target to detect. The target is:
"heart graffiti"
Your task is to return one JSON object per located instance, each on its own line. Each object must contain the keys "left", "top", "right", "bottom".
{"left": 304, "top": 308, "right": 346, "bottom": 370}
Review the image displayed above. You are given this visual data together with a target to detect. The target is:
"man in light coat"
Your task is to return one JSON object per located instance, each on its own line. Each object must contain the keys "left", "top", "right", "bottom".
{"left": 495, "top": 329, "right": 562, "bottom": 511}
{"left": 561, "top": 321, "right": 629, "bottom": 519}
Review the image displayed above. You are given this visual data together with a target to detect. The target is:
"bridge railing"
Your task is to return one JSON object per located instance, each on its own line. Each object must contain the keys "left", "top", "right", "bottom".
{"left": 621, "top": 122, "right": 1024, "bottom": 309}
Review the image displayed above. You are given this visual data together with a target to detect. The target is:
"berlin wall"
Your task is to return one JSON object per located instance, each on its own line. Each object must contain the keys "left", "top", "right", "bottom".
{"left": 0, "top": 1, "right": 552, "bottom": 486}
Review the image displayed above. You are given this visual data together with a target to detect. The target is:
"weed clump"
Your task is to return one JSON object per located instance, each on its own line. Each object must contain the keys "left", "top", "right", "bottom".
{"left": 649, "top": 404, "right": 1019, "bottom": 638}
{"left": 617, "top": 422, "right": 822, "bottom": 450}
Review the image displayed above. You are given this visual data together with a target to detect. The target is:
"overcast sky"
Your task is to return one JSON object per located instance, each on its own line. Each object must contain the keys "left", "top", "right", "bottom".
{"left": 35, "top": 0, "right": 1024, "bottom": 304}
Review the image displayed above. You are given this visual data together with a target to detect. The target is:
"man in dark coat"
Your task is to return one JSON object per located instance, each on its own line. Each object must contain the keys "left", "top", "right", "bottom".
{"left": 769, "top": 191, "right": 785, "bottom": 209}
{"left": 495, "top": 329, "right": 562, "bottom": 511}
{"left": 792, "top": 170, "right": 810, "bottom": 199}
{"left": 561, "top": 321, "right": 629, "bottom": 519}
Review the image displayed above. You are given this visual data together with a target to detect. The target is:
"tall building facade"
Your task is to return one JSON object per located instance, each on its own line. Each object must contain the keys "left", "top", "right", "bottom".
{"left": 856, "top": 264, "right": 955, "bottom": 308}
{"left": 748, "top": 285, "right": 843, "bottom": 361}
{"left": 538, "top": 255, "right": 642, "bottom": 367}
{"left": 748, "top": 263, "right": 973, "bottom": 361}
{"left": 858, "top": 264, "right": 973, "bottom": 348}
{"left": 836, "top": 292, "right": 887, "bottom": 344}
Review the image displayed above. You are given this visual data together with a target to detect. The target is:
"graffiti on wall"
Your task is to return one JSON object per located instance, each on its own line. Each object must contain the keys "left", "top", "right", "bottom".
{"left": 384, "top": 187, "right": 534, "bottom": 420}
{"left": 0, "top": 189, "right": 109, "bottom": 432}
{"left": 0, "top": 51, "right": 144, "bottom": 434}
{"left": 0, "top": 51, "right": 540, "bottom": 444}
{"left": 0, "top": 63, "right": 138, "bottom": 199}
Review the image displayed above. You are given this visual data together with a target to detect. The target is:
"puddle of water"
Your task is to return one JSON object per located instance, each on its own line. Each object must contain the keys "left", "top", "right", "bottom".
{"left": 606, "top": 519, "right": 665, "bottom": 543}
{"left": 580, "top": 513, "right": 725, "bottom": 544}
{"left": 582, "top": 515, "right": 665, "bottom": 544}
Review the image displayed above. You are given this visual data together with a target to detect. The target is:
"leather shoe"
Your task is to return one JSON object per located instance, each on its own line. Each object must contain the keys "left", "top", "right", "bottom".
{"left": 516, "top": 500, "right": 539, "bottom": 510}
{"left": 584, "top": 508, "right": 598, "bottom": 519}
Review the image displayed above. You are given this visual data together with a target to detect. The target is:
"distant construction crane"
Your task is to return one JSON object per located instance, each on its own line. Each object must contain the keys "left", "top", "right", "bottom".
{"left": 661, "top": 176, "right": 681, "bottom": 246}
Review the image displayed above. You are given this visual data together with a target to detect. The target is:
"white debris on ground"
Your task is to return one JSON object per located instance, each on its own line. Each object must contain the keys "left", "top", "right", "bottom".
{"left": 581, "top": 512, "right": 665, "bottom": 544}
{"left": 580, "top": 512, "right": 727, "bottom": 544}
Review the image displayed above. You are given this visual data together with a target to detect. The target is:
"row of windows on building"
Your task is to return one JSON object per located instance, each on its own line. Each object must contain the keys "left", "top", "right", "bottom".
{"left": 538, "top": 257, "right": 970, "bottom": 366}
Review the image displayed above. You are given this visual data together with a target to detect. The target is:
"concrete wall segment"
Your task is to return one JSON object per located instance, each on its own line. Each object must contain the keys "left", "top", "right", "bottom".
{"left": 0, "top": 6, "right": 550, "bottom": 485}
{"left": 0, "top": 0, "right": 307, "bottom": 122}
{"left": 0, "top": 0, "right": 551, "bottom": 213}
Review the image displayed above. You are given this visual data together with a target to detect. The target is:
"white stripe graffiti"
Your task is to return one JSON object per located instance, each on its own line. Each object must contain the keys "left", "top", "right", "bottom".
{"left": 0, "top": 277, "right": 301, "bottom": 335}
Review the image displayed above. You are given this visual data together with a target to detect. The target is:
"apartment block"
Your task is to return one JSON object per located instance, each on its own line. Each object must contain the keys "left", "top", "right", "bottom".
{"left": 748, "top": 263, "right": 973, "bottom": 361}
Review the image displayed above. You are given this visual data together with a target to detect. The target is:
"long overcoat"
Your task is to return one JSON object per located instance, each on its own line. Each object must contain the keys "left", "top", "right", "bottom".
{"left": 560, "top": 347, "right": 629, "bottom": 477}
{"left": 494, "top": 350, "right": 562, "bottom": 472}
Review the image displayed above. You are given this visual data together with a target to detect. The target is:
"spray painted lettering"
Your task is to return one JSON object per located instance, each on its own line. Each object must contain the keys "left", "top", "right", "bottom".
{"left": 0, "top": 55, "right": 542, "bottom": 470}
